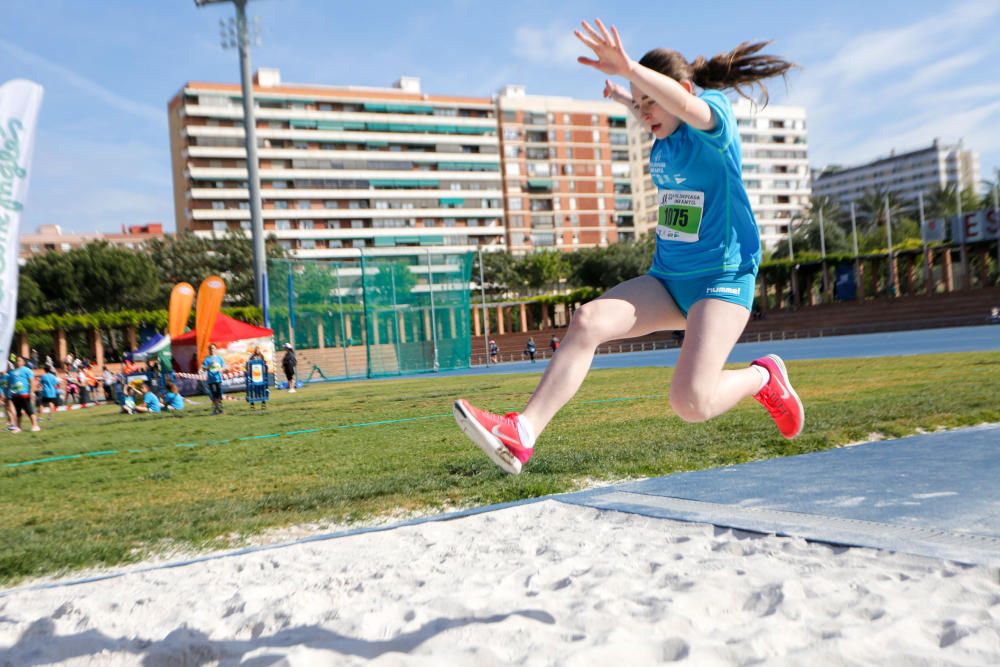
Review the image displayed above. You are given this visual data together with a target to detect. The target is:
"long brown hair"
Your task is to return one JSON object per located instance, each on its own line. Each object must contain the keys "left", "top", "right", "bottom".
{"left": 639, "top": 41, "right": 796, "bottom": 106}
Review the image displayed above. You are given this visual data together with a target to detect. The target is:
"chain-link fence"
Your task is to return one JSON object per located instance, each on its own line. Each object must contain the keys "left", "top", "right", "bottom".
{"left": 268, "top": 252, "right": 473, "bottom": 380}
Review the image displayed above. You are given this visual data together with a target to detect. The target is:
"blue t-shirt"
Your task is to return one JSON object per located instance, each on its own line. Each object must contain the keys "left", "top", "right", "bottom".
{"left": 164, "top": 391, "right": 184, "bottom": 410}
{"left": 39, "top": 372, "right": 58, "bottom": 399}
{"left": 202, "top": 354, "right": 225, "bottom": 384}
{"left": 143, "top": 391, "right": 161, "bottom": 413}
{"left": 648, "top": 89, "right": 761, "bottom": 279}
{"left": 9, "top": 367, "right": 34, "bottom": 396}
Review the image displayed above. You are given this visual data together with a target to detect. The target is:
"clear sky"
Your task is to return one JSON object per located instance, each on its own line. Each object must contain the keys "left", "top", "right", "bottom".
{"left": 2, "top": 0, "right": 999, "bottom": 234}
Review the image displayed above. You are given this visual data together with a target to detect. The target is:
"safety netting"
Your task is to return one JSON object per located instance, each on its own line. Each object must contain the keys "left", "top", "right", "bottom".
{"left": 268, "top": 252, "right": 473, "bottom": 380}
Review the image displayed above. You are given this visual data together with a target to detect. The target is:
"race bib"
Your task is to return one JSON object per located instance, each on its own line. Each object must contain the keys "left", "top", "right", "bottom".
{"left": 657, "top": 190, "right": 704, "bottom": 243}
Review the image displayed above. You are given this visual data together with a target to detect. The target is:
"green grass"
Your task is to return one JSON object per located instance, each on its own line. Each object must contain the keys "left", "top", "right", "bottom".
{"left": 2, "top": 351, "right": 999, "bottom": 586}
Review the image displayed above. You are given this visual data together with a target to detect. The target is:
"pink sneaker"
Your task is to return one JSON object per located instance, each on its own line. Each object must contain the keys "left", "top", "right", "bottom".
{"left": 453, "top": 399, "right": 533, "bottom": 474}
{"left": 751, "top": 354, "right": 804, "bottom": 439}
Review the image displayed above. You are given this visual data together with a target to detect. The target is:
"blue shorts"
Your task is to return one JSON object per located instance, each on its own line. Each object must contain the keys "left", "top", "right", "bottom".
{"left": 650, "top": 269, "right": 757, "bottom": 318}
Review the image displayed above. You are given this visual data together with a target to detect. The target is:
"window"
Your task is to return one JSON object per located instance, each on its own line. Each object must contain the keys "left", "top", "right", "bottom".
{"left": 212, "top": 201, "right": 225, "bottom": 210}
{"left": 300, "top": 220, "right": 315, "bottom": 230}
{"left": 274, "top": 201, "right": 289, "bottom": 209}
{"left": 272, "top": 181, "right": 288, "bottom": 189}
{"left": 275, "top": 219, "right": 291, "bottom": 230}
{"left": 569, "top": 197, "right": 577, "bottom": 210}
{"left": 509, "top": 197, "right": 523, "bottom": 210}
{"left": 300, "top": 239, "right": 316, "bottom": 250}
{"left": 324, "top": 200, "right": 338, "bottom": 208}
{"left": 212, "top": 221, "right": 228, "bottom": 232}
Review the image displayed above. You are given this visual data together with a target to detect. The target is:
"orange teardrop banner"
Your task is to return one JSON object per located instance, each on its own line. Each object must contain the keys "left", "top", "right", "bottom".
{"left": 195, "top": 275, "right": 227, "bottom": 366}
{"left": 168, "top": 282, "right": 195, "bottom": 339}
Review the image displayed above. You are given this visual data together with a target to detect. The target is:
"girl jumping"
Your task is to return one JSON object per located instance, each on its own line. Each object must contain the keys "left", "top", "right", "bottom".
{"left": 455, "top": 19, "right": 804, "bottom": 474}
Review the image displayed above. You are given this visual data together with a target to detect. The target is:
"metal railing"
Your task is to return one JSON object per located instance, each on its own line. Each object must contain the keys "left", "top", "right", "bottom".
{"left": 469, "top": 314, "right": 994, "bottom": 367}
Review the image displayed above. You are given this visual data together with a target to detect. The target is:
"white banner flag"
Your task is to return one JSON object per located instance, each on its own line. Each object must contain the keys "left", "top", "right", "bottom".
{"left": 0, "top": 79, "right": 44, "bottom": 365}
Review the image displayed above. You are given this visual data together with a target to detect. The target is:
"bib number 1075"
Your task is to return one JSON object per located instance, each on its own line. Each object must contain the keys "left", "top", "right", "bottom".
{"left": 657, "top": 190, "right": 704, "bottom": 243}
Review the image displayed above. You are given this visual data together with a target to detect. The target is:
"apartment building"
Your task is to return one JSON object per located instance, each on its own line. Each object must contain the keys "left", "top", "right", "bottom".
{"left": 19, "top": 223, "right": 166, "bottom": 259}
{"left": 496, "top": 85, "right": 633, "bottom": 254}
{"left": 628, "top": 96, "right": 810, "bottom": 249}
{"left": 168, "top": 68, "right": 505, "bottom": 260}
{"left": 812, "top": 138, "right": 980, "bottom": 210}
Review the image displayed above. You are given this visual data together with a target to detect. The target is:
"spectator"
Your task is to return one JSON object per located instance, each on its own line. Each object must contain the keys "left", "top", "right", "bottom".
{"left": 202, "top": 343, "right": 226, "bottom": 415}
{"left": 2, "top": 362, "right": 13, "bottom": 431}
{"left": 489, "top": 339, "right": 499, "bottom": 364}
{"left": 549, "top": 335, "right": 560, "bottom": 353}
{"left": 163, "top": 381, "right": 185, "bottom": 412}
{"left": 281, "top": 343, "right": 297, "bottom": 393}
{"left": 990, "top": 306, "right": 1000, "bottom": 324}
{"left": 84, "top": 363, "right": 99, "bottom": 402}
{"left": 102, "top": 366, "right": 115, "bottom": 401}
{"left": 77, "top": 365, "right": 91, "bottom": 405}
{"left": 525, "top": 337, "right": 537, "bottom": 363}
{"left": 38, "top": 365, "right": 61, "bottom": 418}
{"left": 120, "top": 385, "right": 137, "bottom": 414}
{"left": 64, "top": 369, "right": 79, "bottom": 405}
{"left": 8, "top": 356, "right": 40, "bottom": 433}
{"left": 133, "top": 382, "right": 162, "bottom": 414}
{"left": 29, "top": 349, "right": 39, "bottom": 369}
{"left": 44, "top": 354, "right": 53, "bottom": 369}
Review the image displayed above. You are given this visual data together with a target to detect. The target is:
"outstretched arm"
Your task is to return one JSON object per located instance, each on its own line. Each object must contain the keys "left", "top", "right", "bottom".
{"left": 575, "top": 19, "right": 715, "bottom": 132}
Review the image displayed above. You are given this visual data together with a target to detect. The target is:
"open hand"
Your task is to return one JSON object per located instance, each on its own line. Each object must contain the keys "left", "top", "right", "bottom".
{"left": 575, "top": 19, "right": 631, "bottom": 77}
{"left": 603, "top": 79, "right": 631, "bottom": 105}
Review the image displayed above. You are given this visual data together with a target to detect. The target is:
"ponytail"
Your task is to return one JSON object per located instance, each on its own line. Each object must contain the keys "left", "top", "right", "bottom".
{"left": 639, "top": 41, "right": 796, "bottom": 106}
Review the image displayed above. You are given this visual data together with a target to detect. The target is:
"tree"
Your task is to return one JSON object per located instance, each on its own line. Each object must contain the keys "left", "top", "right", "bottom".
{"left": 474, "top": 249, "right": 524, "bottom": 294}
{"left": 566, "top": 234, "right": 654, "bottom": 289}
{"left": 145, "top": 231, "right": 287, "bottom": 306}
{"left": 19, "top": 242, "right": 160, "bottom": 314}
{"left": 520, "top": 250, "right": 569, "bottom": 291}
{"left": 771, "top": 196, "right": 850, "bottom": 259}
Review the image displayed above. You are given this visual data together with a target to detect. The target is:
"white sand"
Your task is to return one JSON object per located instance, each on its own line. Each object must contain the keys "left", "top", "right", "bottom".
{"left": 2, "top": 501, "right": 999, "bottom": 666}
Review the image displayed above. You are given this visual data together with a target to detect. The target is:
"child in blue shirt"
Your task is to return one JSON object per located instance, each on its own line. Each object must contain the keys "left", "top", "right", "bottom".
{"left": 202, "top": 344, "right": 226, "bottom": 415}
{"left": 134, "top": 382, "right": 161, "bottom": 414}
{"left": 38, "top": 366, "right": 60, "bottom": 417}
{"left": 454, "top": 19, "right": 805, "bottom": 475}
{"left": 163, "top": 381, "right": 185, "bottom": 411}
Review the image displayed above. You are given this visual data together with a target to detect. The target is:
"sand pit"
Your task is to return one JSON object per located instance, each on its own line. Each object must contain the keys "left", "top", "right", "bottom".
{"left": 2, "top": 501, "right": 999, "bottom": 665}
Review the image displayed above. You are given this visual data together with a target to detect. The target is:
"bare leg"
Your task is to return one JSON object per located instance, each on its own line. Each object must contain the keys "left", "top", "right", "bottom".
{"left": 521, "top": 275, "right": 686, "bottom": 435}
{"left": 669, "top": 298, "right": 760, "bottom": 422}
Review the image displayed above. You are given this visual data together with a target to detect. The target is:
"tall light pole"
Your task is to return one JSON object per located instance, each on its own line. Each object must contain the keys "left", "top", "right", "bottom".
{"left": 195, "top": 0, "right": 268, "bottom": 325}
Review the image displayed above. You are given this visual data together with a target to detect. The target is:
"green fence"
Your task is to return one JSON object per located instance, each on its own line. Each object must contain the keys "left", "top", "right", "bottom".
{"left": 268, "top": 252, "right": 473, "bottom": 380}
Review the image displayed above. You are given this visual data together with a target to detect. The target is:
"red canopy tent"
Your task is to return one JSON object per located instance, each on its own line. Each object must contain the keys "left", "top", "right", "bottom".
{"left": 171, "top": 313, "right": 274, "bottom": 373}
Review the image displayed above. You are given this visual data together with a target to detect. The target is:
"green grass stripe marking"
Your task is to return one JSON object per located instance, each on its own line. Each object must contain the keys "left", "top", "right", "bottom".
{"left": 335, "top": 414, "right": 451, "bottom": 429}
{"left": 6, "top": 454, "right": 84, "bottom": 467}
{"left": 2, "top": 396, "right": 664, "bottom": 470}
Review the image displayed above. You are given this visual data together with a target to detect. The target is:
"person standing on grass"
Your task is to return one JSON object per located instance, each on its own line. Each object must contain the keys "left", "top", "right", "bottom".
{"left": 454, "top": 19, "right": 804, "bottom": 474}
{"left": 525, "top": 337, "right": 537, "bottom": 363}
{"left": 2, "top": 363, "right": 14, "bottom": 431}
{"left": 281, "top": 343, "right": 297, "bottom": 393}
{"left": 38, "top": 365, "right": 61, "bottom": 418}
{"left": 8, "top": 357, "right": 41, "bottom": 433}
{"left": 202, "top": 343, "right": 226, "bottom": 415}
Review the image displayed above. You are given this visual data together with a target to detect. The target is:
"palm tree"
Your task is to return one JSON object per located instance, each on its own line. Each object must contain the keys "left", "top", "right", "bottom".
{"left": 770, "top": 196, "right": 849, "bottom": 259}
{"left": 853, "top": 187, "right": 908, "bottom": 235}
